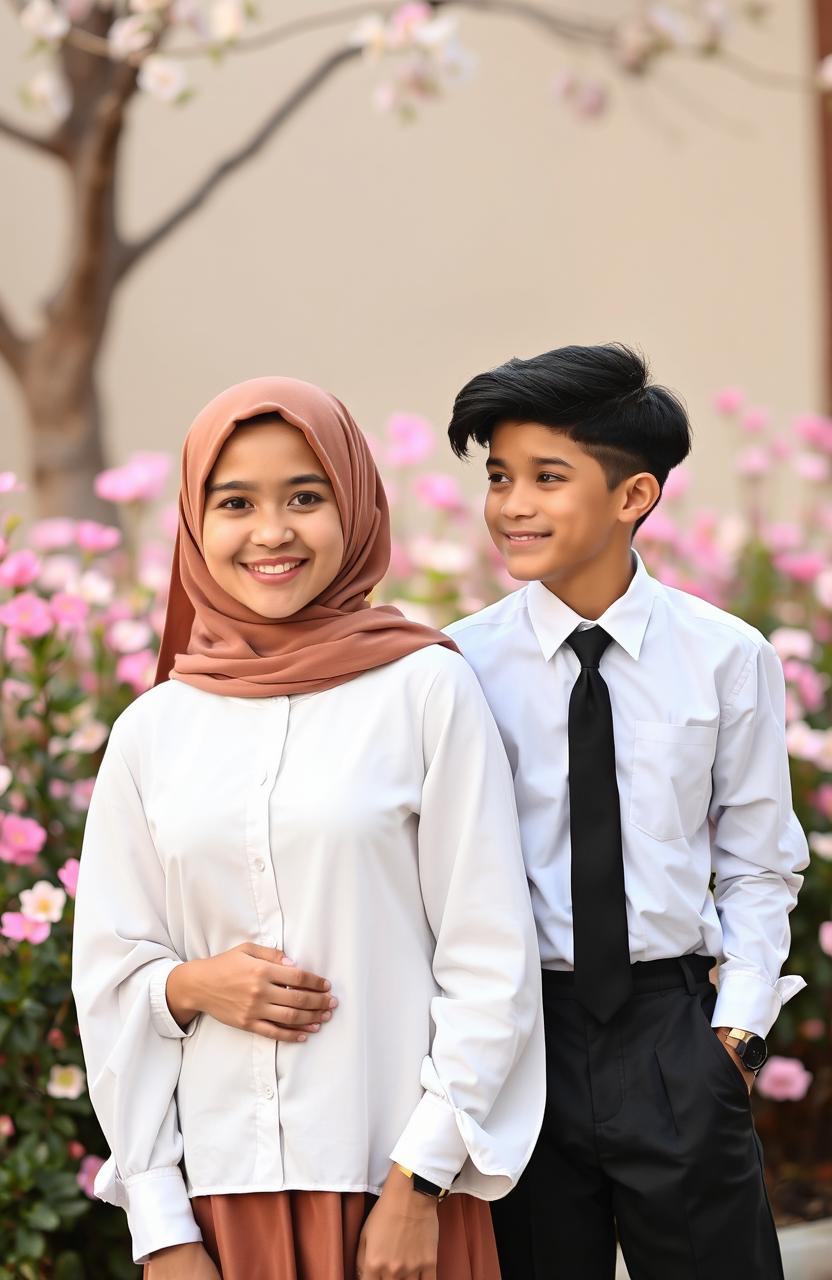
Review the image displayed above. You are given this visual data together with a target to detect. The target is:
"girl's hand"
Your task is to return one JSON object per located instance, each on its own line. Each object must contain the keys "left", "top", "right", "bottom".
{"left": 166, "top": 943, "right": 337, "bottom": 1042}
{"left": 356, "top": 1167, "right": 440, "bottom": 1280}
{"left": 146, "top": 1242, "right": 220, "bottom": 1279}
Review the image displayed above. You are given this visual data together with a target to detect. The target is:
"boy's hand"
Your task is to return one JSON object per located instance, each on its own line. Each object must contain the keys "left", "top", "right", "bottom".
{"left": 166, "top": 944, "right": 337, "bottom": 1042}
{"left": 715, "top": 1027, "right": 756, "bottom": 1093}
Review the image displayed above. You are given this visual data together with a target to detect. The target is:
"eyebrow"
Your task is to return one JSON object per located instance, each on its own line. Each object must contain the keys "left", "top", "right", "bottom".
{"left": 206, "top": 474, "right": 331, "bottom": 493}
{"left": 486, "top": 456, "right": 575, "bottom": 469}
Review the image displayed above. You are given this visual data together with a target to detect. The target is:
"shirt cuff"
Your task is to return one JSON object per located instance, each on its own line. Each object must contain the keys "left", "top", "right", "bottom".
{"left": 389, "top": 1089, "right": 470, "bottom": 1190}
{"left": 111, "top": 1167, "right": 201, "bottom": 1264}
{"left": 148, "top": 959, "right": 199, "bottom": 1040}
{"left": 711, "top": 968, "right": 807, "bottom": 1038}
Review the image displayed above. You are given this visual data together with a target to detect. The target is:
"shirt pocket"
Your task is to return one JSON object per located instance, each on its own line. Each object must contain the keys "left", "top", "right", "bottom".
{"left": 629, "top": 721, "right": 718, "bottom": 843}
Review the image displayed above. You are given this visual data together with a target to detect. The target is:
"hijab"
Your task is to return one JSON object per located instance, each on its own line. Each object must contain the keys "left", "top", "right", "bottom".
{"left": 155, "top": 377, "right": 458, "bottom": 696}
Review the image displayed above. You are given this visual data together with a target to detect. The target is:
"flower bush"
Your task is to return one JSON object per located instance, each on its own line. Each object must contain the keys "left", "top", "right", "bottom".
{"left": 1, "top": 400, "right": 831, "bottom": 1271}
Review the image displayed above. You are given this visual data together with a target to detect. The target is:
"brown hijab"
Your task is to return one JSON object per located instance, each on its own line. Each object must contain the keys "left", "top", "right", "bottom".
{"left": 155, "top": 377, "right": 458, "bottom": 697}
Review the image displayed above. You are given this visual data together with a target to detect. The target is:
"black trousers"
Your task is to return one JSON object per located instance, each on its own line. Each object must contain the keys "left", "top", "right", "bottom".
{"left": 492, "top": 957, "right": 784, "bottom": 1280}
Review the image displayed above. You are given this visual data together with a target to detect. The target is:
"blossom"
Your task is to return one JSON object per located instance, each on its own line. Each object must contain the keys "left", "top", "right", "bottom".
{"left": 209, "top": 0, "right": 243, "bottom": 43}
{"left": 793, "top": 451, "right": 830, "bottom": 483}
{"left": 0, "top": 766, "right": 10, "bottom": 797}
{"left": 108, "top": 14, "right": 155, "bottom": 59}
{"left": 755, "top": 1056, "right": 813, "bottom": 1102}
{"left": 811, "top": 784, "right": 832, "bottom": 819}
{"left": 385, "top": 414, "right": 434, "bottom": 466}
{"left": 769, "top": 628, "right": 813, "bottom": 662}
{"left": 30, "top": 518, "right": 76, "bottom": 551}
{"left": 77, "top": 1153, "right": 104, "bottom": 1198}
{"left": 51, "top": 592, "right": 90, "bottom": 632}
{"left": 762, "top": 522, "right": 801, "bottom": 554}
{"left": 67, "top": 1139, "right": 86, "bottom": 1160}
{"left": 46, "top": 1064, "right": 86, "bottom": 1100}
{"left": 107, "top": 618, "right": 152, "bottom": 654}
{"left": 24, "top": 66, "right": 72, "bottom": 122}
{"left": 138, "top": 55, "right": 188, "bottom": 102}
{"left": 70, "top": 778, "right": 95, "bottom": 812}
{"left": 58, "top": 857, "right": 80, "bottom": 897}
{"left": 413, "top": 473, "right": 466, "bottom": 512}
{"left": 799, "top": 1018, "right": 826, "bottom": 1041}
{"left": 116, "top": 648, "right": 156, "bottom": 693}
{"left": 409, "top": 536, "right": 474, "bottom": 575}
{"left": 0, "top": 472, "right": 24, "bottom": 495}
{"left": 791, "top": 413, "right": 832, "bottom": 452}
{"left": 816, "top": 569, "right": 832, "bottom": 611}
{"left": 0, "top": 1116, "right": 14, "bottom": 1138}
{"left": 75, "top": 521, "right": 122, "bottom": 554}
{"left": 19, "top": 880, "right": 66, "bottom": 924}
{"left": 95, "top": 452, "right": 170, "bottom": 504}
{"left": 809, "top": 833, "right": 832, "bottom": 860}
{"left": 0, "top": 813, "right": 48, "bottom": 865}
{"left": 0, "top": 549, "right": 41, "bottom": 589}
{"left": 1, "top": 913, "right": 50, "bottom": 944}
{"left": 740, "top": 407, "right": 770, "bottom": 434}
{"left": 713, "top": 387, "right": 744, "bottom": 414}
{"left": 68, "top": 720, "right": 109, "bottom": 753}
{"left": 661, "top": 467, "right": 690, "bottom": 501}
{"left": 0, "top": 592, "right": 53, "bottom": 637}
{"left": 20, "top": 0, "right": 70, "bottom": 43}
{"left": 774, "top": 552, "right": 826, "bottom": 584}
{"left": 47, "top": 1027, "right": 66, "bottom": 1049}
{"left": 820, "top": 922, "right": 832, "bottom": 957}
{"left": 735, "top": 446, "right": 770, "bottom": 478}
{"left": 78, "top": 569, "right": 114, "bottom": 607}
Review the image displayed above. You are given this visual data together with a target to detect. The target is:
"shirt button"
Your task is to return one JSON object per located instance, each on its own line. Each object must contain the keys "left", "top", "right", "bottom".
{"left": 253, "top": 857, "right": 266, "bottom": 872}
{"left": 262, "top": 1085, "right": 274, "bottom": 1100}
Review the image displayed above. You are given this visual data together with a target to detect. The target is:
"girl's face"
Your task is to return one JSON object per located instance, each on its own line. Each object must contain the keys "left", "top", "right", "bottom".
{"left": 202, "top": 421, "right": 345, "bottom": 619}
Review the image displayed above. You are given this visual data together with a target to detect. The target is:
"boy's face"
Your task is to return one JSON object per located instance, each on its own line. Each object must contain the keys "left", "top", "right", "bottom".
{"left": 484, "top": 422, "right": 631, "bottom": 586}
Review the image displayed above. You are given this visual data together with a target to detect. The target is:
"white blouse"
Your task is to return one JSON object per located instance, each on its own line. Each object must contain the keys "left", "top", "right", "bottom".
{"left": 72, "top": 645, "right": 545, "bottom": 1264}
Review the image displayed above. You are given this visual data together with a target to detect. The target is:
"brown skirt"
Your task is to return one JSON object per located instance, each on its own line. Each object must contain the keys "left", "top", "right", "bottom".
{"left": 145, "top": 1189, "right": 501, "bottom": 1280}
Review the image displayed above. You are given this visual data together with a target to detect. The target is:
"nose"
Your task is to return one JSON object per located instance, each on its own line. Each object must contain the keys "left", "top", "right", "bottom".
{"left": 500, "top": 482, "right": 536, "bottom": 520}
{"left": 250, "top": 515, "right": 296, "bottom": 549}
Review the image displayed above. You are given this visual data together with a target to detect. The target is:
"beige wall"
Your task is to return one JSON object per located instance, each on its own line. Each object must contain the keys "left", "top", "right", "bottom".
{"left": 0, "top": 1, "right": 823, "bottom": 511}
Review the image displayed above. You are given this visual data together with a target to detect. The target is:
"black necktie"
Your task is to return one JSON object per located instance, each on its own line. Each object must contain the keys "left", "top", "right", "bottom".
{"left": 566, "top": 626, "right": 632, "bottom": 1023}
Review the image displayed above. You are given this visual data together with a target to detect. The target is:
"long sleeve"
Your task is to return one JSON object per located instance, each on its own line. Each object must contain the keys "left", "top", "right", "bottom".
{"left": 389, "top": 654, "right": 545, "bottom": 1196}
{"left": 71, "top": 715, "right": 203, "bottom": 1264}
{"left": 709, "top": 640, "right": 809, "bottom": 1035}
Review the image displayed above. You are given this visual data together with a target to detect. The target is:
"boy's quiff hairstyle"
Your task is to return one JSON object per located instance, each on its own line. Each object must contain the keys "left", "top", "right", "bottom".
{"left": 447, "top": 344, "right": 691, "bottom": 527}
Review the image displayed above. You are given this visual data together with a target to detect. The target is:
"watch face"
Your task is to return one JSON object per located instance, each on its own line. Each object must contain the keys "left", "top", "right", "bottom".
{"left": 741, "top": 1036, "right": 768, "bottom": 1072}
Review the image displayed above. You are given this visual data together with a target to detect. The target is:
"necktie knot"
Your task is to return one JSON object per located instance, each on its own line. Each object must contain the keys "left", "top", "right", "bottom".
{"left": 566, "top": 626, "right": 613, "bottom": 670}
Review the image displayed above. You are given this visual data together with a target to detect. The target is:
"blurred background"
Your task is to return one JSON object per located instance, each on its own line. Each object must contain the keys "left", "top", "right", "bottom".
{"left": 2, "top": 3, "right": 832, "bottom": 1277}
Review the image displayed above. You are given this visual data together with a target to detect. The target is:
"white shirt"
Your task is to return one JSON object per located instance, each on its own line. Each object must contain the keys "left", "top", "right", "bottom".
{"left": 72, "top": 645, "right": 544, "bottom": 1264}
{"left": 446, "top": 553, "right": 808, "bottom": 1039}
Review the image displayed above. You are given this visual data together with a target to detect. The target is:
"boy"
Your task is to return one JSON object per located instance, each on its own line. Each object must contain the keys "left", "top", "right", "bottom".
{"left": 444, "top": 344, "right": 808, "bottom": 1280}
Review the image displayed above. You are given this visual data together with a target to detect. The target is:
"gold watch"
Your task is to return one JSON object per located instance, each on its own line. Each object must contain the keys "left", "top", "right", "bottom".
{"left": 724, "top": 1027, "right": 768, "bottom": 1072}
{"left": 395, "top": 1164, "right": 450, "bottom": 1200}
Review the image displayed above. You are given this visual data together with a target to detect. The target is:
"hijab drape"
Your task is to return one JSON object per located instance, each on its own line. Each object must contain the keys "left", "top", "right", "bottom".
{"left": 155, "top": 377, "right": 457, "bottom": 697}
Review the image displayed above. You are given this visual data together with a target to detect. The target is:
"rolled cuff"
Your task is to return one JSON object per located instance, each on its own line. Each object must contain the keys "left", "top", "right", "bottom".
{"left": 148, "top": 959, "right": 199, "bottom": 1040}
{"left": 389, "top": 1089, "right": 470, "bottom": 1190}
{"left": 118, "top": 1167, "right": 202, "bottom": 1264}
{"left": 712, "top": 968, "right": 807, "bottom": 1038}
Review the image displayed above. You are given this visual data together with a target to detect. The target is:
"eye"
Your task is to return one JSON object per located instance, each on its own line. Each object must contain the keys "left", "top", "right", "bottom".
{"left": 218, "top": 496, "right": 251, "bottom": 510}
{"left": 538, "top": 472, "right": 565, "bottom": 483}
{"left": 289, "top": 492, "right": 324, "bottom": 508}
{"left": 487, "top": 472, "right": 509, "bottom": 485}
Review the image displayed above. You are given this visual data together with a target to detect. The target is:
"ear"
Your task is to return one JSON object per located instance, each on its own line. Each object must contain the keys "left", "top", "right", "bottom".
{"left": 618, "top": 472, "right": 661, "bottom": 528}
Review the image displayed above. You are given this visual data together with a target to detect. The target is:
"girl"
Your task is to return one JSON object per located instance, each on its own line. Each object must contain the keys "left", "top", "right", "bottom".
{"left": 72, "top": 378, "right": 544, "bottom": 1280}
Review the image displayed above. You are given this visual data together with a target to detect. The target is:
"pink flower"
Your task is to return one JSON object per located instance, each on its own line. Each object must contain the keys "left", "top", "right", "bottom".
{"left": 792, "top": 414, "right": 832, "bottom": 452}
{"left": 0, "top": 472, "right": 24, "bottom": 495}
{"left": 38, "top": 555, "right": 81, "bottom": 595}
{"left": 799, "top": 1019, "right": 826, "bottom": 1041}
{"left": 762, "top": 522, "right": 801, "bottom": 554}
{"left": 385, "top": 414, "right": 434, "bottom": 466}
{"left": 94, "top": 452, "right": 170, "bottom": 505}
{"left": 413, "top": 472, "right": 466, "bottom": 511}
{"left": 774, "top": 552, "right": 826, "bottom": 584}
{"left": 67, "top": 1140, "right": 85, "bottom": 1160}
{"left": 70, "top": 778, "right": 95, "bottom": 812}
{"left": 51, "top": 593, "right": 90, "bottom": 631}
{"left": 0, "top": 813, "right": 48, "bottom": 865}
{"left": 58, "top": 857, "right": 80, "bottom": 898}
{"left": 755, "top": 1056, "right": 813, "bottom": 1101}
{"left": 77, "top": 1153, "right": 104, "bottom": 1198}
{"left": 75, "top": 521, "right": 122, "bottom": 554}
{"left": 19, "top": 880, "right": 66, "bottom": 924}
{"left": 661, "top": 467, "right": 690, "bottom": 501}
{"left": 794, "top": 451, "right": 831, "bottom": 483}
{"left": 769, "top": 627, "right": 813, "bottom": 661}
{"left": 816, "top": 569, "right": 832, "bottom": 611}
{"left": 46, "top": 1027, "right": 66, "bottom": 1050}
{"left": 0, "top": 1116, "right": 14, "bottom": 1138}
{"left": 820, "top": 922, "right": 832, "bottom": 957}
{"left": 735, "top": 446, "right": 770, "bottom": 478}
{"left": 713, "top": 387, "right": 745, "bottom": 415}
{"left": 0, "top": 912, "right": 50, "bottom": 944}
{"left": 634, "top": 511, "right": 680, "bottom": 547}
{"left": 0, "top": 592, "right": 53, "bottom": 638}
{"left": 107, "top": 618, "right": 152, "bottom": 654}
{"left": 770, "top": 435, "right": 793, "bottom": 461}
{"left": 116, "top": 649, "right": 156, "bottom": 694}
{"left": 0, "top": 550, "right": 41, "bottom": 590}
{"left": 30, "top": 518, "right": 76, "bottom": 551}
{"left": 811, "top": 783, "right": 832, "bottom": 819}
{"left": 740, "top": 406, "right": 770, "bottom": 434}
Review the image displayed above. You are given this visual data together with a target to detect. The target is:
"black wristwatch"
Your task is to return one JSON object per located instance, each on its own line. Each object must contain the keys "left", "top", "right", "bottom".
{"left": 395, "top": 1164, "right": 449, "bottom": 1200}
{"left": 725, "top": 1028, "right": 768, "bottom": 1072}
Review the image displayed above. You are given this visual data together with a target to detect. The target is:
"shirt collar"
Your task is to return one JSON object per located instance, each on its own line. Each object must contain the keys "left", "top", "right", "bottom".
{"left": 526, "top": 551, "right": 657, "bottom": 663}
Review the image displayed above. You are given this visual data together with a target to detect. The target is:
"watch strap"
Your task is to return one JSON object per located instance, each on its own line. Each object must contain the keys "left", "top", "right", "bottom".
{"left": 395, "top": 1164, "right": 449, "bottom": 1200}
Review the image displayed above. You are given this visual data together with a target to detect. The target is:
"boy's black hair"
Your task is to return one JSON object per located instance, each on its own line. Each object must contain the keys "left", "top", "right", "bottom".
{"left": 447, "top": 344, "right": 691, "bottom": 532}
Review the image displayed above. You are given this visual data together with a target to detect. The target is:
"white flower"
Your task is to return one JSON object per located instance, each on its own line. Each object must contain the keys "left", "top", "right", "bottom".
{"left": 408, "top": 536, "right": 474, "bottom": 575}
{"left": 769, "top": 627, "right": 814, "bottom": 662}
{"left": 20, "top": 0, "right": 70, "bottom": 43}
{"left": 68, "top": 720, "right": 109, "bottom": 753}
{"left": 107, "top": 618, "right": 152, "bottom": 653}
{"left": 24, "top": 66, "right": 72, "bottom": 122}
{"left": 46, "top": 1064, "right": 86, "bottom": 1100}
{"left": 108, "top": 14, "right": 154, "bottom": 58}
{"left": 20, "top": 880, "right": 66, "bottom": 924}
{"left": 0, "top": 766, "right": 11, "bottom": 798}
{"left": 809, "top": 833, "right": 832, "bottom": 861}
{"left": 208, "top": 0, "right": 243, "bottom": 43}
{"left": 412, "top": 14, "right": 457, "bottom": 49}
{"left": 137, "top": 55, "right": 187, "bottom": 102}
{"left": 78, "top": 568, "right": 114, "bottom": 606}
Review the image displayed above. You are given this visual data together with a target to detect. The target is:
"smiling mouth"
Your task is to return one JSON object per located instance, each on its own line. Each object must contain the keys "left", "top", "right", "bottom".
{"left": 502, "top": 532, "right": 551, "bottom": 546}
{"left": 241, "top": 558, "right": 307, "bottom": 582}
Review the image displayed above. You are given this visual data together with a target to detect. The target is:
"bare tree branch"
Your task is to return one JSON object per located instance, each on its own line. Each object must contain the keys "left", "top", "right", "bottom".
{"left": 0, "top": 295, "right": 27, "bottom": 377}
{"left": 0, "top": 112, "right": 64, "bottom": 157}
{"left": 117, "top": 44, "right": 360, "bottom": 278}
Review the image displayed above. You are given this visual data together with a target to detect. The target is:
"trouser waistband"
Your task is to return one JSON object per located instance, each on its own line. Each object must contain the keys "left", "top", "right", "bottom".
{"left": 541, "top": 954, "right": 715, "bottom": 998}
